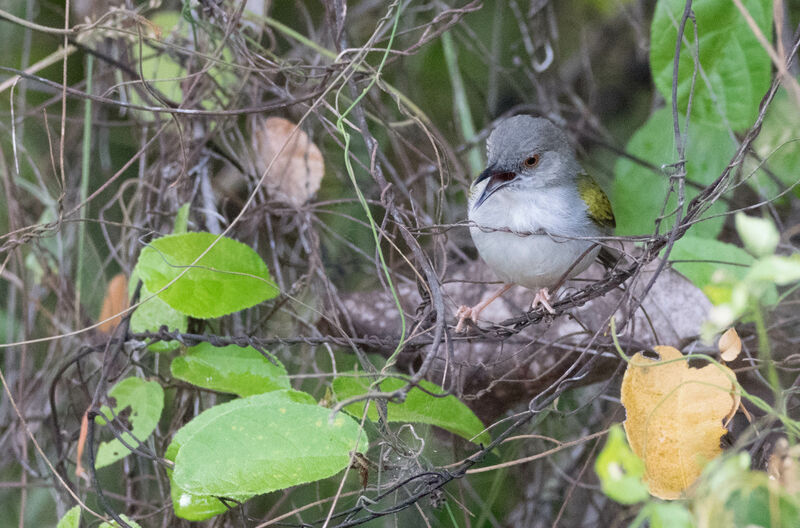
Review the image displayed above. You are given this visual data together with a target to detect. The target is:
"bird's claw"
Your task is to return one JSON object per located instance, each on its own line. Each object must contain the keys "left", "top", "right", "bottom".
{"left": 531, "top": 288, "right": 555, "bottom": 314}
{"left": 455, "top": 305, "right": 475, "bottom": 333}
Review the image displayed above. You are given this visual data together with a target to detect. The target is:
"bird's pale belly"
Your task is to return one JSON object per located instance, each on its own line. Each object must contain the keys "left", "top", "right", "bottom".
{"left": 470, "top": 227, "right": 599, "bottom": 290}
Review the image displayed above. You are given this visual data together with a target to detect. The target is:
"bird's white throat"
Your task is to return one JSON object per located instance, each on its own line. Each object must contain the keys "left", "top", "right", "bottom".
{"left": 468, "top": 181, "right": 602, "bottom": 289}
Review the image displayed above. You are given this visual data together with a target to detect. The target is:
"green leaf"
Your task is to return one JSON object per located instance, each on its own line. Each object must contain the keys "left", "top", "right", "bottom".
{"left": 612, "top": 108, "right": 734, "bottom": 239}
{"left": 130, "top": 12, "right": 239, "bottom": 120}
{"left": 166, "top": 439, "right": 245, "bottom": 522}
{"left": 167, "top": 390, "right": 317, "bottom": 463}
{"left": 136, "top": 232, "right": 279, "bottom": 319}
{"left": 170, "top": 483, "right": 233, "bottom": 521}
{"left": 171, "top": 343, "right": 290, "bottom": 397}
{"left": 594, "top": 425, "right": 649, "bottom": 505}
{"left": 648, "top": 502, "right": 695, "bottom": 528}
{"left": 56, "top": 506, "right": 81, "bottom": 528}
{"left": 669, "top": 236, "right": 754, "bottom": 296}
{"left": 694, "top": 453, "right": 800, "bottom": 528}
{"left": 171, "top": 390, "right": 365, "bottom": 496}
{"left": 174, "top": 203, "right": 191, "bottom": 234}
{"left": 95, "top": 377, "right": 164, "bottom": 469}
{"left": 129, "top": 212, "right": 190, "bottom": 352}
{"left": 751, "top": 89, "right": 800, "bottom": 200}
{"left": 735, "top": 213, "right": 779, "bottom": 257}
{"left": 726, "top": 487, "right": 800, "bottom": 528}
{"left": 167, "top": 389, "right": 320, "bottom": 520}
{"left": 650, "top": 0, "right": 772, "bottom": 130}
{"left": 129, "top": 273, "right": 188, "bottom": 352}
{"left": 332, "top": 375, "right": 490, "bottom": 444}
{"left": 135, "top": 12, "right": 185, "bottom": 103}
{"left": 99, "top": 516, "right": 142, "bottom": 528}
{"left": 748, "top": 255, "right": 800, "bottom": 285}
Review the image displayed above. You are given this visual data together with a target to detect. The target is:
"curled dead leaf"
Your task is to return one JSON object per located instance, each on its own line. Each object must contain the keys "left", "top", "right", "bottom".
{"left": 250, "top": 116, "right": 324, "bottom": 207}
{"left": 718, "top": 327, "right": 742, "bottom": 362}
{"left": 98, "top": 273, "right": 129, "bottom": 334}
{"left": 621, "top": 346, "right": 739, "bottom": 500}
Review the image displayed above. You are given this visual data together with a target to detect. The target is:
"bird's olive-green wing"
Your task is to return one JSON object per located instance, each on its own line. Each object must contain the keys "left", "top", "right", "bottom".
{"left": 577, "top": 172, "right": 616, "bottom": 229}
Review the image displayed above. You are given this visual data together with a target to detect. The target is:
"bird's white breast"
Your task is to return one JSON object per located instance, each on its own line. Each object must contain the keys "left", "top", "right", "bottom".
{"left": 468, "top": 181, "right": 602, "bottom": 290}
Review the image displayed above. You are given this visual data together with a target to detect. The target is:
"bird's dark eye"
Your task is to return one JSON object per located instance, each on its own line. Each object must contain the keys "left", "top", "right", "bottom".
{"left": 524, "top": 154, "right": 540, "bottom": 168}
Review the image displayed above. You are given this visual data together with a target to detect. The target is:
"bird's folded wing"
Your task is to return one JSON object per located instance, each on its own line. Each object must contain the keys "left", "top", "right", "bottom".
{"left": 577, "top": 172, "right": 616, "bottom": 229}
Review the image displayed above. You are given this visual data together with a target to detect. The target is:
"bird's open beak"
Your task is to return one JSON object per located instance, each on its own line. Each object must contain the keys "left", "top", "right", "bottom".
{"left": 472, "top": 167, "right": 517, "bottom": 210}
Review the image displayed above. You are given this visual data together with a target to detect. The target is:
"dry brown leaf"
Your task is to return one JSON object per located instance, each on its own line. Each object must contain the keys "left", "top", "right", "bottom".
{"left": 98, "top": 273, "right": 129, "bottom": 334}
{"left": 75, "top": 410, "right": 89, "bottom": 481}
{"left": 718, "top": 327, "right": 742, "bottom": 362}
{"left": 251, "top": 116, "right": 324, "bottom": 207}
{"left": 621, "top": 346, "right": 739, "bottom": 500}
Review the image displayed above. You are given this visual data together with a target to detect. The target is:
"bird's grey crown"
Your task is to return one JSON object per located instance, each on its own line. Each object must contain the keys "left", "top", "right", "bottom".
{"left": 486, "top": 115, "right": 574, "bottom": 169}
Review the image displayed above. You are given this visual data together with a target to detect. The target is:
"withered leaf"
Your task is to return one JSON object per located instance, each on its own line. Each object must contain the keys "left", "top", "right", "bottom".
{"left": 98, "top": 273, "right": 129, "bottom": 334}
{"left": 718, "top": 327, "right": 742, "bottom": 362}
{"left": 621, "top": 346, "right": 739, "bottom": 499}
{"left": 250, "top": 116, "right": 324, "bottom": 207}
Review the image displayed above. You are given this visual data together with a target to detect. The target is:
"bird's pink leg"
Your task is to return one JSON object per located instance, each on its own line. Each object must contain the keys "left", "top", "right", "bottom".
{"left": 531, "top": 287, "right": 555, "bottom": 314}
{"left": 455, "top": 283, "right": 514, "bottom": 332}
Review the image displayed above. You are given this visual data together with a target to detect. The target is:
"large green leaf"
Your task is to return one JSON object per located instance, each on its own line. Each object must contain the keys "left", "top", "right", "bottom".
{"left": 171, "top": 390, "right": 365, "bottom": 497}
{"left": 166, "top": 437, "right": 247, "bottom": 522}
{"left": 169, "top": 482, "right": 234, "bottom": 521}
{"left": 332, "top": 375, "right": 490, "bottom": 444}
{"left": 166, "top": 389, "right": 319, "bottom": 521}
{"left": 171, "top": 343, "right": 290, "bottom": 397}
{"left": 95, "top": 377, "right": 164, "bottom": 469}
{"left": 650, "top": 0, "right": 772, "bottom": 130}
{"left": 136, "top": 232, "right": 279, "bottom": 319}
{"left": 669, "top": 236, "right": 754, "bottom": 296}
{"left": 612, "top": 107, "right": 734, "bottom": 239}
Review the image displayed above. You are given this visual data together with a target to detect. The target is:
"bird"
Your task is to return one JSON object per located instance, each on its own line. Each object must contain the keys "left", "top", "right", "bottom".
{"left": 455, "top": 115, "right": 615, "bottom": 332}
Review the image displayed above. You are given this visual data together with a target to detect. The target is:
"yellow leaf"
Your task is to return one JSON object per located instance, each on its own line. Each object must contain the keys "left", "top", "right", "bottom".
{"left": 718, "top": 327, "right": 742, "bottom": 362}
{"left": 621, "top": 346, "right": 739, "bottom": 499}
{"left": 250, "top": 117, "right": 324, "bottom": 207}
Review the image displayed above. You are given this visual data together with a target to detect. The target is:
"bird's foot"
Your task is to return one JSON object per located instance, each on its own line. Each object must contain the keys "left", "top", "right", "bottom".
{"left": 455, "top": 283, "right": 514, "bottom": 332}
{"left": 531, "top": 288, "right": 555, "bottom": 314}
{"left": 455, "top": 305, "right": 476, "bottom": 333}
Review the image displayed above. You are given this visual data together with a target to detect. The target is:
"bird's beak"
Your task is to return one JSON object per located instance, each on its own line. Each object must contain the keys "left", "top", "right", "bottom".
{"left": 472, "top": 167, "right": 517, "bottom": 210}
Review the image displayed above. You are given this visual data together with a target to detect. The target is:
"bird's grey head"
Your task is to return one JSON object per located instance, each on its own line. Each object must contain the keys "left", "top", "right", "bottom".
{"left": 472, "top": 115, "right": 580, "bottom": 210}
